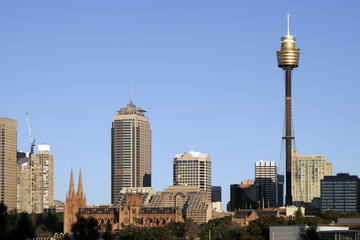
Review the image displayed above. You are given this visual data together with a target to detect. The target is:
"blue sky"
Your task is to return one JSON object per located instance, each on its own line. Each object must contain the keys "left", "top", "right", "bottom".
{"left": 0, "top": 1, "right": 359, "bottom": 206}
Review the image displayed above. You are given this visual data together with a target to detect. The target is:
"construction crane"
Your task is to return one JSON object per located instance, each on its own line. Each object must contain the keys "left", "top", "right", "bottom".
{"left": 26, "top": 113, "right": 36, "bottom": 155}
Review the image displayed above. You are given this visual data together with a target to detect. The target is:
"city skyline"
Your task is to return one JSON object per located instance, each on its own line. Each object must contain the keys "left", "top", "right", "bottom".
{"left": 0, "top": 1, "right": 359, "bottom": 207}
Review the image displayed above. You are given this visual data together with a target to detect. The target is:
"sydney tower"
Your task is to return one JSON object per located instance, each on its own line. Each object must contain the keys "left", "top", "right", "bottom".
{"left": 277, "top": 14, "right": 300, "bottom": 206}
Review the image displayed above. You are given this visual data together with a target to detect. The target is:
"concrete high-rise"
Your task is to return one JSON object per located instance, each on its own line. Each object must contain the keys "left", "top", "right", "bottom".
{"left": 173, "top": 150, "right": 211, "bottom": 201}
{"left": 111, "top": 101, "right": 151, "bottom": 204}
{"left": 255, "top": 160, "right": 278, "bottom": 208}
{"left": 31, "top": 144, "right": 54, "bottom": 213}
{"left": 0, "top": 118, "right": 17, "bottom": 211}
{"left": 292, "top": 149, "right": 332, "bottom": 203}
{"left": 17, "top": 155, "right": 32, "bottom": 213}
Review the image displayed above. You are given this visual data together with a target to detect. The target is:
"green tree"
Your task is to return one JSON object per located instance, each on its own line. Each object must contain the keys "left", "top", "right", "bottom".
{"left": 298, "top": 225, "right": 320, "bottom": 240}
{"left": 9, "top": 212, "right": 35, "bottom": 240}
{"left": 0, "top": 201, "right": 8, "bottom": 240}
{"left": 320, "top": 210, "right": 344, "bottom": 224}
{"left": 35, "top": 224, "right": 52, "bottom": 238}
{"left": 294, "top": 207, "right": 305, "bottom": 225}
{"left": 72, "top": 216, "right": 100, "bottom": 240}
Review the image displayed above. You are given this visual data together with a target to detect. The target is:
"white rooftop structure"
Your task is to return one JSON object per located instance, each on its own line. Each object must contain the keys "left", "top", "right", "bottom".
{"left": 256, "top": 160, "right": 276, "bottom": 167}
{"left": 175, "top": 150, "right": 209, "bottom": 159}
{"left": 38, "top": 144, "right": 50, "bottom": 152}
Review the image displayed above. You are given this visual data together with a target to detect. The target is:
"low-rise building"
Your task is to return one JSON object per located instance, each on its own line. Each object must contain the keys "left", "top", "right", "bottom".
{"left": 269, "top": 225, "right": 352, "bottom": 240}
{"left": 232, "top": 209, "right": 281, "bottom": 227}
{"left": 149, "top": 185, "right": 212, "bottom": 223}
{"left": 79, "top": 194, "right": 183, "bottom": 231}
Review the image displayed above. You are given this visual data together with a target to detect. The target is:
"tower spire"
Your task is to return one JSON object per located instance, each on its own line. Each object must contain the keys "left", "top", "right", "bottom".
{"left": 77, "top": 168, "right": 83, "bottom": 199}
{"left": 287, "top": 14, "right": 290, "bottom": 36}
{"left": 130, "top": 80, "right": 133, "bottom": 104}
{"left": 69, "top": 168, "right": 75, "bottom": 196}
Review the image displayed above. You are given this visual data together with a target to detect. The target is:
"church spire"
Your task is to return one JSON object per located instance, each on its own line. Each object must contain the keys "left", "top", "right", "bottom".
{"left": 69, "top": 168, "right": 75, "bottom": 197}
{"left": 77, "top": 168, "right": 83, "bottom": 199}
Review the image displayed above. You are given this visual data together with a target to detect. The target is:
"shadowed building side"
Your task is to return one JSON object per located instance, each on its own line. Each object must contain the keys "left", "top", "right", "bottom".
{"left": 0, "top": 118, "right": 17, "bottom": 211}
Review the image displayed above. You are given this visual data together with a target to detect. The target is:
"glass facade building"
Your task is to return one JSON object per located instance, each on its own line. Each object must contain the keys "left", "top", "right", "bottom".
{"left": 321, "top": 173, "right": 360, "bottom": 214}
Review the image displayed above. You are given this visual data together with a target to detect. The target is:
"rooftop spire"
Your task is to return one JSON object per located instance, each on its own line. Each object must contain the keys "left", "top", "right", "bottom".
{"left": 130, "top": 80, "right": 133, "bottom": 104}
{"left": 287, "top": 13, "right": 290, "bottom": 36}
{"left": 69, "top": 168, "right": 74, "bottom": 196}
{"left": 77, "top": 168, "right": 83, "bottom": 199}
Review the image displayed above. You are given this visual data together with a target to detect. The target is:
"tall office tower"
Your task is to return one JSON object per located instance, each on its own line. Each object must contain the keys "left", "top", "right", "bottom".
{"left": 255, "top": 160, "right": 278, "bottom": 208}
{"left": 321, "top": 173, "right": 360, "bottom": 214}
{"left": 292, "top": 149, "right": 332, "bottom": 203}
{"left": 277, "top": 15, "right": 300, "bottom": 206}
{"left": 173, "top": 150, "right": 211, "bottom": 200}
{"left": 0, "top": 118, "right": 17, "bottom": 211}
{"left": 111, "top": 101, "right": 151, "bottom": 204}
{"left": 31, "top": 144, "right": 54, "bottom": 213}
{"left": 277, "top": 174, "right": 284, "bottom": 207}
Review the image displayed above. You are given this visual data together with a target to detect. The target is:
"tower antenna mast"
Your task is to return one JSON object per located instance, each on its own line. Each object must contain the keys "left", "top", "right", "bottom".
{"left": 287, "top": 14, "right": 290, "bottom": 36}
{"left": 130, "top": 80, "right": 133, "bottom": 104}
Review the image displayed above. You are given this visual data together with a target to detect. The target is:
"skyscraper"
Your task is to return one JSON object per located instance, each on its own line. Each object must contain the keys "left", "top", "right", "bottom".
{"left": 31, "top": 144, "right": 54, "bottom": 213}
{"left": 173, "top": 150, "right": 211, "bottom": 200}
{"left": 111, "top": 101, "right": 151, "bottom": 204}
{"left": 292, "top": 149, "right": 332, "bottom": 203}
{"left": 255, "top": 160, "right": 278, "bottom": 208}
{"left": 0, "top": 118, "right": 17, "bottom": 211}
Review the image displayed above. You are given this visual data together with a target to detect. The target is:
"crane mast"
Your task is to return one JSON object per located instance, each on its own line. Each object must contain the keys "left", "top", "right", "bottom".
{"left": 26, "top": 113, "right": 36, "bottom": 155}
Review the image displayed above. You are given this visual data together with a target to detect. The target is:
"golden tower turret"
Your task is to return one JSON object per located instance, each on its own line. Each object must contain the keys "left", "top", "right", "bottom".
{"left": 277, "top": 14, "right": 300, "bottom": 69}
{"left": 276, "top": 14, "right": 300, "bottom": 206}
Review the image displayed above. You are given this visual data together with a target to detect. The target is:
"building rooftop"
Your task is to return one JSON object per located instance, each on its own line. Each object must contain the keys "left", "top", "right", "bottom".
{"left": 255, "top": 160, "right": 276, "bottom": 167}
{"left": 117, "top": 101, "right": 146, "bottom": 116}
{"left": 175, "top": 150, "right": 209, "bottom": 159}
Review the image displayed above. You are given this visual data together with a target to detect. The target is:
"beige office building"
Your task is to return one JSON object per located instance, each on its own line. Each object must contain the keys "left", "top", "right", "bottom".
{"left": 31, "top": 144, "right": 54, "bottom": 213}
{"left": 0, "top": 118, "right": 17, "bottom": 211}
{"left": 149, "top": 185, "right": 212, "bottom": 223}
{"left": 292, "top": 149, "right": 332, "bottom": 203}
{"left": 111, "top": 101, "right": 151, "bottom": 204}
{"left": 173, "top": 150, "right": 211, "bottom": 201}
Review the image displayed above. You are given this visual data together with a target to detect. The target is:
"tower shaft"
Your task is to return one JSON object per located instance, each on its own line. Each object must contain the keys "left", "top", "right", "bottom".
{"left": 285, "top": 69, "right": 293, "bottom": 206}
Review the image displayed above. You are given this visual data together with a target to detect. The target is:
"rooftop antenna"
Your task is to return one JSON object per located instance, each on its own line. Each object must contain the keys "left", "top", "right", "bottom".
{"left": 130, "top": 80, "right": 133, "bottom": 104}
{"left": 287, "top": 13, "right": 290, "bottom": 36}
